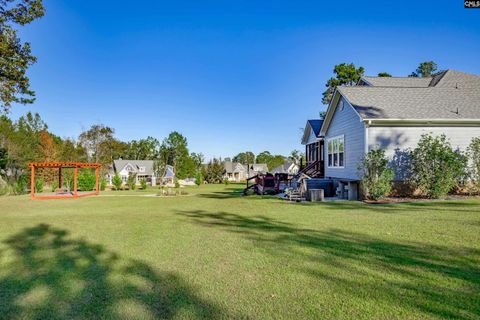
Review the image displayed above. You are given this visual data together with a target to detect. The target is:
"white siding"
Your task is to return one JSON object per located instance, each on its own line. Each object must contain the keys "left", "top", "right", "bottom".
{"left": 368, "top": 126, "right": 480, "bottom": 179}
{"left": 305, "top": 127, "right": 317, "bottom": 145}
{"left": 368, "top": 126, "right": 480, "bottom": 155}
{"left": 324, "top": 98, "right": 366, "bottom": 180}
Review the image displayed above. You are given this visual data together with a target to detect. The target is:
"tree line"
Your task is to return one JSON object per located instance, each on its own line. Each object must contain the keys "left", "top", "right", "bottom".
{"left": 0, "top": 112, "right": 203, "bottom": 187}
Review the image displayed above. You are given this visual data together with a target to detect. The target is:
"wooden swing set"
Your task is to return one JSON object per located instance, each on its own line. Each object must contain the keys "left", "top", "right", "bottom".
{"left": 29, "top": 162, "right": 101, "bottom": 200}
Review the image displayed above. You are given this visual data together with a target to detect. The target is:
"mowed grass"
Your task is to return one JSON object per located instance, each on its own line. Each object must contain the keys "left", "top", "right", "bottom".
{"left": 0, "top": 184, "right": 479, "bottom": 319}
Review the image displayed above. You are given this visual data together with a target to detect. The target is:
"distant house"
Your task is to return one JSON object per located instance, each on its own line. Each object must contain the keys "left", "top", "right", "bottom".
{"left": 108, "top": 159, "right": 174, "bottom": 186}
{"left": 271, "top": 162, "right": 299, "bottom": 175}
{"left": 224, "top": 161, "right": 247, "bottom": 182}
{"left": 299, "top": 69, "right": 480, "bottom": 184}
{"left": 223, "top": 161, "right": 269, "bottom": 182}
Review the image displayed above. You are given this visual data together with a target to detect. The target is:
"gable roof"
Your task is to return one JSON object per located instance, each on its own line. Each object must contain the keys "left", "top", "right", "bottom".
{"left": 342, "top": 69, "right": 480, "bottom": 120}
{"left": 114, "top": 160, "right": 155, "bottom": 175}
{"left": 320, "top": 69, "right": 480, "bottom": 135}
{"left": 250, "top": 163, "right": 269, "bottom": 173}
{"left": 301, "top": 119, "right": 324, "bottom": 144}
{"left": 431, "top": 69, "right": 480, "bottom": 88}
{"left": 271, "top": 162, "right": 295, "bottom": 174}
{"left": 224, "top": 161, "right": 245, "bottom": 173}
{"left": 307, "top": 119, "right": 323, "bottom": 136}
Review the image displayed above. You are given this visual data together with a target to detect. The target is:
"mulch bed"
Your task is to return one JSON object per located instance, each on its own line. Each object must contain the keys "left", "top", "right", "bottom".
{"left": 363, "top": 194, "right": 480, "bottom": 204}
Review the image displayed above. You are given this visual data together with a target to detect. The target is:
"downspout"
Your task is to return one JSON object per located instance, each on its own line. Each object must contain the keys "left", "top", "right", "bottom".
{"left": 364, "top": 120, "right": 371, "bottom": 154}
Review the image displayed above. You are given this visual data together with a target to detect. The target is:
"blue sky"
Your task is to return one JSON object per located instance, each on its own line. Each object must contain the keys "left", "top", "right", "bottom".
{"left": 9, "top": 0, "right": 480, "bottom": 160}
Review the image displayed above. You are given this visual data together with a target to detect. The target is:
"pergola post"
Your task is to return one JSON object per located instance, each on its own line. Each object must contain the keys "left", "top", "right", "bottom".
{"left": 30, "top": 165, "right": 35, "bottom": 199}
{"left": 58, "top": 167, "right": 62, "bottom": 191}
{"left": 74, "top": 166, "right": 78, "bottom": 197}
{"left": 95, "top": 167, "right": 100, "bottom": 194}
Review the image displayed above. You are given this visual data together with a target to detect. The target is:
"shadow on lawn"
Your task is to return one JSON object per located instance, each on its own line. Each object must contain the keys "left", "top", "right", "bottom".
{"left": 177, "top": 210, "right": 480, "bottom": 319}
{"left": 197, "top": 186, "right": 245, "bottom": 199}
{"left": 294, "top": 199, "right": 480, "bottom": 215}
{"left": 0, "top": 224, "right": 223, "bottom": 319}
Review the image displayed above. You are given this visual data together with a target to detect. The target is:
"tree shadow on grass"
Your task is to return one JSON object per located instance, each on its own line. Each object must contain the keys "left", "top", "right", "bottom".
{"left": 293, "top": 199, "right": 480, "bottom": 215}
{"left": 197, "top": 186, "right": 275, "bottom": 200}
{"left": 176, "top": 210, "right": 480, "bottom": 319}
{"left": 0, "top": 224, "right": 224, "bottom": 319}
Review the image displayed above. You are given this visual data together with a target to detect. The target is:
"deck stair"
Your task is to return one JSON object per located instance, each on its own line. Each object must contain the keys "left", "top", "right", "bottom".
{"left": 294, "top": 160, "right": 322, "bottom": 180}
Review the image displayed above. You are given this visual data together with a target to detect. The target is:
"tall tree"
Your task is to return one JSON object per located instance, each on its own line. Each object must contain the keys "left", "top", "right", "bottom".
{"left": 126, "top": 136, "right": 159, "bottom": 160}
{"left": 0, "top": 0, "right": 45, "bottom": 113}
{"left": 233, "top": 151, "right": 255, "bottom": 165}
{"left": 289, "top": 150, "right": 305, "bottom": 166}
{"left": 14, "top": 112, "right": 46, "bottom": 164}
{"left": 322, "top": 63, "right": 365, "bottom": 105}
{"left": 256, "top": 151, "right": 285, "bottom": 171}
{"left": 58, "top": 139, "right": 87, "bottom": 162}
{"left": 256, "top": 151, "right": 272, "bottom": 165}
{"left": 190, "top": 152, "right": 205, "bottom": 172}
{"left": 159, "top": 131, "right": 192, "bottom": 178}
{"left": 78, "top": 124, "right": 115, "bottom": 164}
{"left": 204, "top": 158, "right": 224, "bottom": 183}
{"left": 409, "top": 61, "right": 438, "bottom": 78}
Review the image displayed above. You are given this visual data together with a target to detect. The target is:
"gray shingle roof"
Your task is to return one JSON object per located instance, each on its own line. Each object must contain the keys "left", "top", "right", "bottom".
{"left": 224, "top": 161, "right": 245, "bottom": 173}
{"left": 360, "top": 76, "right": 432, "bottom": 88}
{"left": 432, "top": 69, "right": 480, "bottom": 88}
{"left": 338, "top": 86, "right": 480, "bottom": 120}
{"left": 336, "top": 69, "right": 480, "bottom": 120}
{"left": 271, "top": 162, "right": 294, "bottom": 174}
{"left": 114, "top": 160, "right": 155, "bottom": 175}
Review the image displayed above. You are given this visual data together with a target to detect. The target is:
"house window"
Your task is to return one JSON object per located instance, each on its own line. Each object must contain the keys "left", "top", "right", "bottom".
{"left": 327, "top": 135, "right": 345, "bottom": 168}
{"left": 139, "top": 166, "right": 145, "bottom": 173}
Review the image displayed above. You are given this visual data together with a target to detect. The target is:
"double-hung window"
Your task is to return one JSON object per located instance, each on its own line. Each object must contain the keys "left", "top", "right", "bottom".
{"left": 327, "top": 135, "right": 345, "bottom": 168}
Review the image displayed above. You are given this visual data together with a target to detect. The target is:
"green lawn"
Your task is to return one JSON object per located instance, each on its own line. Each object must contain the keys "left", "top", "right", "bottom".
{"left": 0, "top": 184, "right": 479, "bottom": 319}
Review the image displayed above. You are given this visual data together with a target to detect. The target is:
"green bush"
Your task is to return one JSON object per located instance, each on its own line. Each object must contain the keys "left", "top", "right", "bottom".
{"left": 468, "top": 137, "right": 480, "bottom": 190}
{"left": 358, "top": 149, "right": 394, "bottom": 200}
{"left": 195, "top": 172, "right": 203, "bottom": 186}
{"left": 410, "top": 134, "right": 467, "bottom": 198}
{"left": 11, "top": 175, "right": 30, "bottom": 195}
{"left": 127, "top": 173, "right": 136, "bottom": 190}
{"left": 50, "top": 181, "right": 59, "bottom": 192}
{"left": 223, "top": 178, "right": 229, "bottom": 185}
{"left": 35, "top": 178, "right": 44, "bottom": 193}
{"left": 112, "top": 174, "right": 123, "bottom": 191}
{"left": 0, "top": 184, "right": 7, "bottom": 196}
{"left": 77, "top": 171, "right": 96, "bottom": 191}
{"left": 139, "top": 178, "right": 147, "bottom": 190}
{"left": 0, "top": 177, "right": 7, "bottom": 196}
{"left": 100, "top": 178, "right": 107, "bottom": 191}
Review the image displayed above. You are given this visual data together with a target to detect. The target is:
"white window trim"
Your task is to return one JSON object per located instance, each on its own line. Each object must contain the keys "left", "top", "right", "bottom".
{"left": 327, "top": 134, "right": 345, "bottom": 169}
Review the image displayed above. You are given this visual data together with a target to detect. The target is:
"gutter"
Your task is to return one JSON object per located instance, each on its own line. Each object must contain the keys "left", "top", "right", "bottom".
{"left": 363, "top": 119, "right": 480, "bottom": 126}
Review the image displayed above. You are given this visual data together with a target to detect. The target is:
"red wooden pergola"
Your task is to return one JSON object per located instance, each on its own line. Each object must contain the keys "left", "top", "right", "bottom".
{"left": 29, "top": 162, "right": 102, "bottom": 200}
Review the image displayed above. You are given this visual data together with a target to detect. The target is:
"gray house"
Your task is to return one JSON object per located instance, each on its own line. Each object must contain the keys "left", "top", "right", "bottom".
{"left": 301, "top": 69, "right": 480, "bottom": 183}
{"left": 224, "top": 161, "right": 269, "bottom": 182}
{"left": 271, "top": 162, "right": 299, "bottom": 175}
